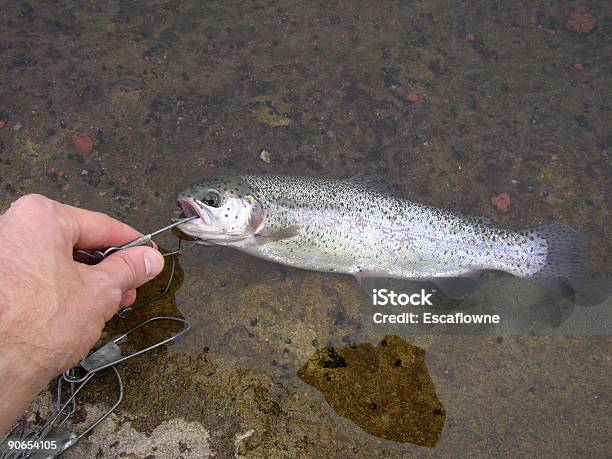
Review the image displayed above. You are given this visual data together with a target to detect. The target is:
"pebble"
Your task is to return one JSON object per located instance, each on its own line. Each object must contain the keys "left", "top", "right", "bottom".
{"left": 84, "top": 160, "right": 102, "bottom": 173}
{"left": 12, "top": 121, "right": 23, "bottom": 131}
{"left": 260, "top": 149, "right": 271, "bottom": 163}
{"left": 566, "top": 6, "right": 598, "bottom": 33}
{"left": 71, "top": 131, "right": 94, "bottom": 155}
{"left": 491, "top": 193, "right": 511, "bottom": 212}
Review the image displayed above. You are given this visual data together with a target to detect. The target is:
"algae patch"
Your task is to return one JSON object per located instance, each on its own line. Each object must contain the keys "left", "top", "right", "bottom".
{"left": 298, "top": 336, "right": 445, "bottom": 447}
{"left": 253, "top": 95, "right": 292, "bottom": 127}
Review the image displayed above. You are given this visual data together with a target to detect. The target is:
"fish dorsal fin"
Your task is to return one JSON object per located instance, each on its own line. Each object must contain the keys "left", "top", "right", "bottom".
{"left": 345, "top": 173, "right": 394, "bottom": 194}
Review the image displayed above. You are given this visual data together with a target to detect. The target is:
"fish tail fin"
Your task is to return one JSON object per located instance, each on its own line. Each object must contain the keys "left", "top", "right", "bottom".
{"left": 525, "top": 223, "right": 590, "bottom": 290}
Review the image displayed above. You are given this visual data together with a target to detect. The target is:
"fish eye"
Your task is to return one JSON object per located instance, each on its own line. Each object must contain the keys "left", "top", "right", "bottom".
{"left": 203, "top": 189, "right": 222, "bottom": 207}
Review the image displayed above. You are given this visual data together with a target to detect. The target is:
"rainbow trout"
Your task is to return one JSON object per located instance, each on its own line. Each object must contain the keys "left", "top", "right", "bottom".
{"left": 177, "top": 175, "right": 587, "bottom": 286}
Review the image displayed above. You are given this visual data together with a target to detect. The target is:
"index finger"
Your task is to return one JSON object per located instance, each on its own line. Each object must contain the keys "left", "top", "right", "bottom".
{"left": 59, "top": 203, "right": 143, "bottom": 249}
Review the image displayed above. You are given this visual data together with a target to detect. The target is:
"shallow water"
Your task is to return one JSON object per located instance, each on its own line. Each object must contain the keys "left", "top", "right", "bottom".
{"left": 0, "top": 1, "right": 610, "bottom": 457}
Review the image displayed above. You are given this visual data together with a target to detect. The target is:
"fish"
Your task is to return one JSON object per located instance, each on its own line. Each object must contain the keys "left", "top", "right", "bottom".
{"left": 176, "top": 174, "right": 588, "bottom": 290}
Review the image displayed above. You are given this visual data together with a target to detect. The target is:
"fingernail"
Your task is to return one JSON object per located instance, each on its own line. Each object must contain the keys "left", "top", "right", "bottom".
{"left": 144, "top": 250, "right": 164, "bottom": 277}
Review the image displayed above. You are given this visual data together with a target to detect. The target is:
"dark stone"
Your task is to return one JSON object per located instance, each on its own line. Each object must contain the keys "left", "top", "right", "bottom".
{"left": 575, "top": 115, "right": 593, "bottom": 131}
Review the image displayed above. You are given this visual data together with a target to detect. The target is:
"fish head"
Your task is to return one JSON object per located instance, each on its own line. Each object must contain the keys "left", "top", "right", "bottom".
{"left": 177, "top": 176, "right": 265, "bottom": 243}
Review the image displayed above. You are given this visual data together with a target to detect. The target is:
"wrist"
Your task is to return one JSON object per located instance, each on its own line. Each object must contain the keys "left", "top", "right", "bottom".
{"left": 0, "top": 342, "right": 51, "bottom": 435}
{"left": 0, "top": 278, "right": 58, "bottom": 386}
{"left": 0, "top": 338, "right": 52, "bottom": 384}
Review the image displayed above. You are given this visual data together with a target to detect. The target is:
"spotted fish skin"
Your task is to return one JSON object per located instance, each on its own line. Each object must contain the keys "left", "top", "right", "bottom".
{"left": 178, "top": 175, "right": 587, "bottom": 282}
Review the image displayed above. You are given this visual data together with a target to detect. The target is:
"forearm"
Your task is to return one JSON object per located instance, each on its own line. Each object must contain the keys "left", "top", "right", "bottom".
{"left": 0, "top": 282, "right": 51, "bottom": 434}
{"left": 0, "top": 343, "right": 49, "bottom": 435}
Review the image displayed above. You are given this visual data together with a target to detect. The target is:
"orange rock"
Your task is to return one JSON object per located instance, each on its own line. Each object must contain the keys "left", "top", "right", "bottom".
{"left": 120, "top": 175, "right": 129, "bottom": 185}
{"left": 491, "top": 193, "right": 511, "bottom": 212}
{"left": 71, "top": 131, "right": 93, "bottom": 155}
{"left": 566, "top": 6, "right": 597, "bottom": 33}
{"left": 465, "top": 33, "right": 475, "bottom": 41}
{"left": 0, "top": 120, "right": 6, "bottom": 129}
{"left": 407, "top": 94, "right": 419, "bottom": 103}
{"left": 573, "top": 63, "right": 583, "bottom": 70}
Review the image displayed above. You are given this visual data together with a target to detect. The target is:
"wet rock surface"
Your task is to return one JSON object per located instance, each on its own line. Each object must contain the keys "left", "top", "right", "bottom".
{"left": 1, "top": 0, "right": 610, "bottom": 457}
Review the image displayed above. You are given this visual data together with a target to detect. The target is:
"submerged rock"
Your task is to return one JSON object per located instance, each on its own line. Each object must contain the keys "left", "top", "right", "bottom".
{"left": 71, "top": 131, "right": 94, "bottom": 156}
{"left": 566, "top": 6, "right": 598, "bottom": 34}
{"left": 298, "top": 336, "right": 445, "bottom": 447}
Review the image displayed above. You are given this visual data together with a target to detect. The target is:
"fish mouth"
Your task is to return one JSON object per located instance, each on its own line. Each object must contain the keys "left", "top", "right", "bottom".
{"left": 178, "top": 197, "right": 213, "bottom": 225}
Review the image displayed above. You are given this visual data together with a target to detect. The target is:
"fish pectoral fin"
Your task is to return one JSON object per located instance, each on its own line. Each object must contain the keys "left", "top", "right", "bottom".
{"left": 255, "top": 225, "right": 300, "bottom": 245}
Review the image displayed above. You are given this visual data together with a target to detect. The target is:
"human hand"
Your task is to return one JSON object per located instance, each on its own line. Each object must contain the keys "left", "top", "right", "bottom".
{"left": 0, "top": 194, "right": 165, "bottom": 434}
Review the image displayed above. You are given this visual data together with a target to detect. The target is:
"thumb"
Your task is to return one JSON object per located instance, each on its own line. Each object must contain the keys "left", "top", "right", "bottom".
{"left": 94, "top": 246, "right": 165, "bottom": 293}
